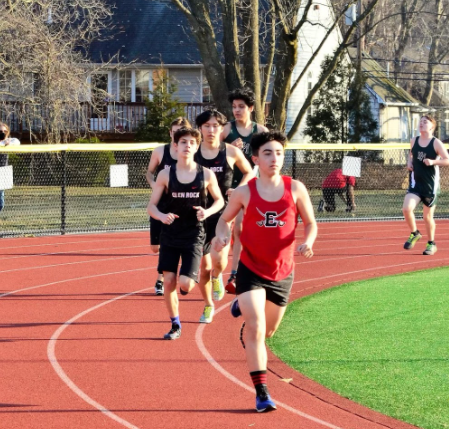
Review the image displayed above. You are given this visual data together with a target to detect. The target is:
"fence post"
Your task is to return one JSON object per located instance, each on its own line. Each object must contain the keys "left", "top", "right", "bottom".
{"left": 61, "top": 150, "right": 67, "bottom": 235}
{"left": 292, "top": 149, "right": 297, "bottom": 179}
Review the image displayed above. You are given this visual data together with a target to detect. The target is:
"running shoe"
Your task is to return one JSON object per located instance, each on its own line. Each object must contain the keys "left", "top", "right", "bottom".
{"left": 423, "top": 243, "right": 437, "bottom": 255}
{"left": 230, "top": 298, "right": 241, "bottom": 318}
{"left": 212, "top": 274, "right": 225, "bottom": 301}
{"left": 163, "top": 323, "right": 181, "bottom": 340}
{"left": 256, "top": 392, "right": 277, "bottom": 413}
{"left": 199, "top": 305, "right": 214, "bottom": 324}
{"left": 225, "top": 273, "right": 237, "bottom": 294}
{"left": 155, "top": 280, "right": 164, "bottom": 296}
{"left": 404, "top": 231, "right": 422, "bottom": 249}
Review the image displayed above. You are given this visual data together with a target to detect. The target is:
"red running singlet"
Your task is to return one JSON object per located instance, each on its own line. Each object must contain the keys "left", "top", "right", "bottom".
{"left": 240, "top": 176, "right": 298, "bottom": 281}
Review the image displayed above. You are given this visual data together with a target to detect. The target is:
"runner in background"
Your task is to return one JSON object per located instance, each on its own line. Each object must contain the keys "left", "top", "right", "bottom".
{"left": 403, "top": 115, "right": 449, "bottom": 255}
{"left": 214, "top": 131, "right": 317, "bottom": 412}
{"left": 195, "top": 109, "right": 253, "bottom": 323}
{"left": 318, "top": 168, "right": 356, "bottom": 213}
{"left": 222, "top": 88, "right": 268, "bottom": 293}
{"left": 146, "top": 117, "right": 191, "bottom": 295}
{"left": 147, "top": 127, "right": 223, "bottom": 340}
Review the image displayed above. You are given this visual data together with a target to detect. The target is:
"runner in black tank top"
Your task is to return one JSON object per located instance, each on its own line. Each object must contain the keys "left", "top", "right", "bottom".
{"left": 402, "top": 115, "right": 449, "bottom": 256}
{"left": 145, "top": 117, "right": 191, "bottom": 296}
{"left": 147, "top": 127, "right": 224, "bottom": 339}
{"left": 194, "top": 140, "right": 233, "bottom": 220}
{"left": 161, "top": 163, "right": 207, "bottom": 247}
{"left": 194, "top": 109, "right": 254, "bottom": 324}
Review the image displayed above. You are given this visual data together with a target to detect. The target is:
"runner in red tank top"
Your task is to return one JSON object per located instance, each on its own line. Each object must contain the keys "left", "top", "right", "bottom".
{"left": 214, "top": 131, "right": 317, "bottom": 412}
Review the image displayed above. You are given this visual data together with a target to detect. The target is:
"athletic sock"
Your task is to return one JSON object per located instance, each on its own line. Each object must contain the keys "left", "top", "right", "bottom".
{"left": 250, "top": 370, "right": 268, "bottom": 396}
{"left": 231, "top": 270, "right": 237, "bottom": 276}
{"left": 413, "top": 230, "right": 420, "bottom": 236}
{"left": 428, "top": 241, "right": 435, "bottom": 245}
{"left": 170, "top": 316, "right": 181, "bottom": 329}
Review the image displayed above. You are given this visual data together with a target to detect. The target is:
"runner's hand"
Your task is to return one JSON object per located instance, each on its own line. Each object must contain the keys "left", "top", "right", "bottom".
{"left": 162, "top": 213, "right": 179, "bottom": 225}
{"left": 297, "top": 243, "right": 313, "bottom": 258}
{"left": 193, "top": 206, "right": 207, "bottom": 221}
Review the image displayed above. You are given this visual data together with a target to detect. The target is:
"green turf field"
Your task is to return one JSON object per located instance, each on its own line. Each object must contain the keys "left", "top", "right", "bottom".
{"left": 267, "top": 267, "right": 449, "bottom": 429}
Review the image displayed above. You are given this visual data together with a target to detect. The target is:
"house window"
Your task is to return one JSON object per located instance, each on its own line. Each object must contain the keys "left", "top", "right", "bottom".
{"left": 119, "top": 70, "right": 132, "bottom": 102}
{"left": 136, "top": 70, "right": 151, "bottom": 102}
{"left": 442, "top": 82, "right": 449, "bottom": 99}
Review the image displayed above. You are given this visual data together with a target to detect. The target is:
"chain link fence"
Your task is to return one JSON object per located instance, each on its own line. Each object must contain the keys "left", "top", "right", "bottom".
{"left": 0, "top": 144, "right": 448, "bottom": 237}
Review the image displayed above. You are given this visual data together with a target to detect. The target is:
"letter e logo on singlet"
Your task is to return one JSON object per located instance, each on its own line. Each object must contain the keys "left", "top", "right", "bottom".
{"left": 256, "top": 208, "right": 287, "bottom": 227}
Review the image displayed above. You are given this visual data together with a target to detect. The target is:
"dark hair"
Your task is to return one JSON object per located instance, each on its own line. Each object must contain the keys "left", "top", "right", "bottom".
{"left": 170, "top": 117, "right": 191, "bottom": 129}
{"left": 421, "top": 115, "right": 437, "bottom": 132}
{"left": 173, "top": 127, "right": 202, "bottom": 144}
{"left": 195, "top": 109, "right": 227, "bottom": 128}
{"left": 250, "top": 131, "right": 288, "bottom": 155}
{"left": 228, "top": 87, "right": 255, "bottom": 107}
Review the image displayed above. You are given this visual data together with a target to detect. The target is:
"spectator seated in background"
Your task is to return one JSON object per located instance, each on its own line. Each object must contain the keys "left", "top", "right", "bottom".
{"left": 0, "top": 123, "right": 20, "bottom": 212}
{"left": 319, "top": 168, "right": 356, "bottom": 213}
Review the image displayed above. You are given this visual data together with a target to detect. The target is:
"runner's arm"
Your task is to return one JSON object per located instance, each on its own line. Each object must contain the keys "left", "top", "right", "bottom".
{"left": 293, "top": 180, "right": 317, "bottom": 258}
{"left": 145, "top": 145, "right": 163, "bottom": 188}
{"left": 214, "top": 187, "right": 247, "bottom": 250}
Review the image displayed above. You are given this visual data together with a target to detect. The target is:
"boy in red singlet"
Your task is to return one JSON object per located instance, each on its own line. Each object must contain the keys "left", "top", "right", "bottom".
{"left": 214, "top": 131, "right": 317, "bottom": 412}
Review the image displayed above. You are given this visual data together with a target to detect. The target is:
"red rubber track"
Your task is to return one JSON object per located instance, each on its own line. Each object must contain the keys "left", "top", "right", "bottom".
{"left": 1, "top": 221, "right": 448, "bottom": 429}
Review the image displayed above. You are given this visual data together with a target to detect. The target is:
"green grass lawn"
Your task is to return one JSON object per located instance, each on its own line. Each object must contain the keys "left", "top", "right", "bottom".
{"left": 267, "top": 267, "right": 449, "bottom": 429}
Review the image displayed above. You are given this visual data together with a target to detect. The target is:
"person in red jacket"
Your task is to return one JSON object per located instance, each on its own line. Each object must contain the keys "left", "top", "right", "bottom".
{"left": 319, "top": 168, "right": 356, "bottom": 213}
{"left": 214, "top": 131, "right": 317, "bottom": 413}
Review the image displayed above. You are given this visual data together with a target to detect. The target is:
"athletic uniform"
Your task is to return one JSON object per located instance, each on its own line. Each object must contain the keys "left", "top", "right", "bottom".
{"left": 194, "top": 141, "right": 233, "bottom": 254}
{"left": 157, "top": 164, "right": 207, "bottom": 280}
{"left": 236, "top": 176, "right": 298, "bottom": 306}
{"left": 224, "top": 120, "right": 258, "bottom": 188}
{"left": 408, "top": 136, "right": 439, "bottom": 207}
{"left": 150, "top": 144, "right": 177, "bottom": 245}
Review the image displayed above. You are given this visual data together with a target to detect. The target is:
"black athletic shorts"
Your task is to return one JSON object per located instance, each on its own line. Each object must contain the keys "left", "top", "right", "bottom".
{"left": 407, "top": 190, "right": 437, "bottom": 208}
{"left": 157, "top": 242, "right": 203, "bottom": 282}
{"left": 203, "top": 216, "right": 219, "bottom": 255}
{"left": 235, "top": 261, "right": 293, "bottom": 307}
{"left": 150, "top": 216, "right": 163, "bottom": 245}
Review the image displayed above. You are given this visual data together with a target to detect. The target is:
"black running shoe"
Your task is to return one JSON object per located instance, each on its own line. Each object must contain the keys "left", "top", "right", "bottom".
{"left": 155, "top": 280, "right": 164, "bottom": 296}
{"left": 163, "top": 323, "right": 181, "bottom": 340}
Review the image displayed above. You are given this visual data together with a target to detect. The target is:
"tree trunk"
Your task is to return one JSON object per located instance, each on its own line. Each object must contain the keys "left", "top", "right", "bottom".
{"left": 219, "top": 0, "right": 242, "bottom": 91}
{"left": 239, "top": 0, "right": 263, "bottom": 123}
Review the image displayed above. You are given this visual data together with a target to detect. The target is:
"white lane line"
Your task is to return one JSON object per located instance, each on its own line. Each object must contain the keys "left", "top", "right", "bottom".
{"left": 0, "top": 235, "right": 147, "bottom": 250}
{"left": 0, "top": 267, "right": 151, "bottom": 298}
{"left": 293, "top": 256, "right": 449, "bottom": 285}
{"left": 0, "top": 244, "right": 153, "bottom": 262}
{"left": 195, "top": 304, "right": 343, "bottom": 429}
{"left": 0, "top": 254, "right": 153, "bottom": 275}
{"left": 47, "top": 287, "right": 152, "bottom": 429}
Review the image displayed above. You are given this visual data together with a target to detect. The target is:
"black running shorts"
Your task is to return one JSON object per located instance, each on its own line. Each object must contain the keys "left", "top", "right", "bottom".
{"left": 158, "top": 242, "right": 203, "bottom": 281}
{"left": 235, "top": 261, "right": 293, "bottom": 307}
{"left": 150, "top": 216, "right": 163, "bottom": 245}
{"left": 407, "top": 190, "right": 437, "bottom": 208}
{"left": 203, "top": 216, "right": 219, "bottom": 255}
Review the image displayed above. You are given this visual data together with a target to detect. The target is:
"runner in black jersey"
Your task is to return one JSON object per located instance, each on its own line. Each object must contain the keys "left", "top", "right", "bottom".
{"left": 147, "top": 127, "right": 224, "bottom": 340}
{"left": 402, "top": 115, "right": 449, "bottom": 255}
{"left": 221, "top": 88, "right": 268, "bottom": 293}
{"left": 194, "top": 109, "right": 253, "bottom": 324}
{"left": 146, "top": 117, "right": 191, "bottom": 295}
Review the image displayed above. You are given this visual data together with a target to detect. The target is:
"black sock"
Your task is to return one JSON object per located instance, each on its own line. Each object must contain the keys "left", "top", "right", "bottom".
{"left": 250, "top": 370, "right": 268, "bottom": 396}
{"left": 413, "top": 230, "right": 420, "bottom": 236}
{"left": 428, "top": 241, "right": 435, "bottom": 245}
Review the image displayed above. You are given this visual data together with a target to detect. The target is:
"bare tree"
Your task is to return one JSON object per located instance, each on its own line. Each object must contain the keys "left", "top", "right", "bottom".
{"left": 168, "top": 0, "right": 381, "bottom": 136}
{"left": 0, "top": 0, "right": 112, "bottom": 143}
